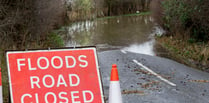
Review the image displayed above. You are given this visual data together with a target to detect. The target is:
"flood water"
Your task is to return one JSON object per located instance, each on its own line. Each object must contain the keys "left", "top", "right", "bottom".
{"left": 66, "top": 15, "right": 165, "bottom": 56}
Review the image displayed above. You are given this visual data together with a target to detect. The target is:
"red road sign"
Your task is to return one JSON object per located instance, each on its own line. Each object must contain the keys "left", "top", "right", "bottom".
{"left": 6, "top": 47, "right": 104, "bottom": 103}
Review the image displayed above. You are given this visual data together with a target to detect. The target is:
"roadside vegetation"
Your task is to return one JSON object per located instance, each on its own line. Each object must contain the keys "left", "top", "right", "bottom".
{"left": 157, "top": 37, "right": 209, "bottom": 71}
{"left": 150, "top": 0, "right": 209, "bottom": 71}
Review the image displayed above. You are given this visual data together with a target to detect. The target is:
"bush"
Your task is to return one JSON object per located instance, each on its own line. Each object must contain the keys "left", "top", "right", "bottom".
{"left": 0, "top": 0, "right": 66, "bottom": 50}
{"left": 45, "top": 32, "right": 64, "bottom": 47}
{"left": 151, "top": 0, "right": 209, "bottom": 42}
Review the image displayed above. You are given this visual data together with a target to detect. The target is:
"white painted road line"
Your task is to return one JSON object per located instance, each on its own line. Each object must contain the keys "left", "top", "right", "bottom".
{"left": 120, "top": 50, "right": 127, "bottom": 54}
{"left": 133, "top": 59, "right": 177, "bottom": 87}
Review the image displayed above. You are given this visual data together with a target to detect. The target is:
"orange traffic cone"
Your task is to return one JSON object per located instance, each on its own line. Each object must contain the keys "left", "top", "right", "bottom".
{"left": 108, "top": 64, "right": 122, "bottom": 103}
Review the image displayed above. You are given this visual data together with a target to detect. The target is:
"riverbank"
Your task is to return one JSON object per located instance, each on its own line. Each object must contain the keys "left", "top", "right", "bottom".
{"left": 156, "top": 36, "right": 209, "bottom": 72}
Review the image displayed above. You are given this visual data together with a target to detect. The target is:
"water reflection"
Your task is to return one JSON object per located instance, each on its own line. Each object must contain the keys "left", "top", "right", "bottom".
{"left": 66, "top": 15, "right": 164, "bottom": 56}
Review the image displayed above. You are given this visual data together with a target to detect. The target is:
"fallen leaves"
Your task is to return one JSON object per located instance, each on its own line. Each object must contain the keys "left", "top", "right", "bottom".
{"left": 133, "top": 69, "right": 149, "bottom": 74}
{"left": 189, "top": 80, "right": 209, "bottom": 83}
{"left": 140, "top": 81, "right": 160, "bottom": 89}
{"left": 122, "top": 90, "right": 145, "bottom": 95}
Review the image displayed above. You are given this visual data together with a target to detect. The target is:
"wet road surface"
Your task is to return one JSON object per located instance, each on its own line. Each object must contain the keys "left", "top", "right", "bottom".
{"left": 98, "top": 50, "right": 209, "bottom": 103}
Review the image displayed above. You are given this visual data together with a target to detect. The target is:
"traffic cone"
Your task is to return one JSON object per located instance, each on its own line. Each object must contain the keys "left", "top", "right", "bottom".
{"left": 0, "top": 68, "right": 2, "bottom": 103}
{"left": 108, "top": 64, "right": 122, "bottom": 103}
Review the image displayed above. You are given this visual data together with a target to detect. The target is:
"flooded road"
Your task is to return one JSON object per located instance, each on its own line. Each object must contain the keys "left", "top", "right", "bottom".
{"left": 66, "top": 15, "right": 165, "bottom": 56}
{"left": 64, "top": 15, "right": 209, "bottom": 103}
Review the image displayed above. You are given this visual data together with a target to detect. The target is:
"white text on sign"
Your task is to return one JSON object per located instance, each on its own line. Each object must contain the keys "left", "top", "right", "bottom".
{"left": 17, "top": 55, "right": 88, "bottom": 71}
{"left": 21, "top": 91, "right": 94, "bottom": 103}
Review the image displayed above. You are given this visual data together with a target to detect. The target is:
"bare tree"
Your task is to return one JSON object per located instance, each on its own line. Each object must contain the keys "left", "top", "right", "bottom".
{"left": 0, "top": 0, "right": 66, "bottom": 49}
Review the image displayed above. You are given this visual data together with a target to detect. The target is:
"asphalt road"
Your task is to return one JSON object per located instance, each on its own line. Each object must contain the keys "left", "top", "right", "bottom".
{"left": 98, "top": 50, "right": 209, "bottom": 103}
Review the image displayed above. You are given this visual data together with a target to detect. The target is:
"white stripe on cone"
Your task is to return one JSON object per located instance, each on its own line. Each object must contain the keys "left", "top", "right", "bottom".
{"left": 0, "top": 68, "right": 2, "bottom": 103}
{"left": 108, "top": 64, "right": 122, "bottom": 103}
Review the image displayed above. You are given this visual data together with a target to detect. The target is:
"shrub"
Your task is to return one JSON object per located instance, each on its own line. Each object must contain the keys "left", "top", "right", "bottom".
{"left": 0, "top": 0, "right": 66, "bottom": 50}
{"left": 151, "top": 0, "right": 209, "bottom": 42}
{"left": 45, "top": 32, "right": 64, "bottom": 47}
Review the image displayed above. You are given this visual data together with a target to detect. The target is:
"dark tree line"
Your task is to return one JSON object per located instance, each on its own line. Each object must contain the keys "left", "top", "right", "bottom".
{"left": 104, "top": 0, "right": 152, "bottom": 16}
{"left": 66, "top": 0, "right": 152, "bottom": 20}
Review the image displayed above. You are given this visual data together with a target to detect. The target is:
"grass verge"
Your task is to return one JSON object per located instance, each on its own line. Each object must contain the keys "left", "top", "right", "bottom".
{"left": 156, "top": 36, "right": 209, "bottom": 72}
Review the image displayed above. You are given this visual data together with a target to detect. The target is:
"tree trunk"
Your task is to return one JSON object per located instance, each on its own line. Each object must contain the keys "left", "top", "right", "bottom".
{"left": 141, "top": 0, "right": 145, "bottom": 11}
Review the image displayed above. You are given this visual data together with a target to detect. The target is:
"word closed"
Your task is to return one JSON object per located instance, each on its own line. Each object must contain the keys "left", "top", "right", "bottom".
{"left": 6, "top": 47, "right": 104, "bottom": 103}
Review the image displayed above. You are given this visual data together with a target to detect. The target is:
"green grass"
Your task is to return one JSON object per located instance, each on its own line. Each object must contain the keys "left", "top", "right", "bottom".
{"left": 97, "top": 12, "right": 151, "bottom": 20}
{"left": 46, "top": 32, "right": 65, "bottom": 47}
{"left": 0, "top": 50, "right": 9, "bottom": 102}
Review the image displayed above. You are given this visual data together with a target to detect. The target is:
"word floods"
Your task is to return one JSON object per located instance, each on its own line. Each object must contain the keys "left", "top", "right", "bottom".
{"left": 6, "top": 47, "right": 104, "bottom": 103}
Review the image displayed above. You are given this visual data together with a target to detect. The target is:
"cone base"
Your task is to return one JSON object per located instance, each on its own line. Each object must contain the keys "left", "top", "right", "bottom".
{"left": 108, "top": 81, "right": 122, "bottom": 103}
